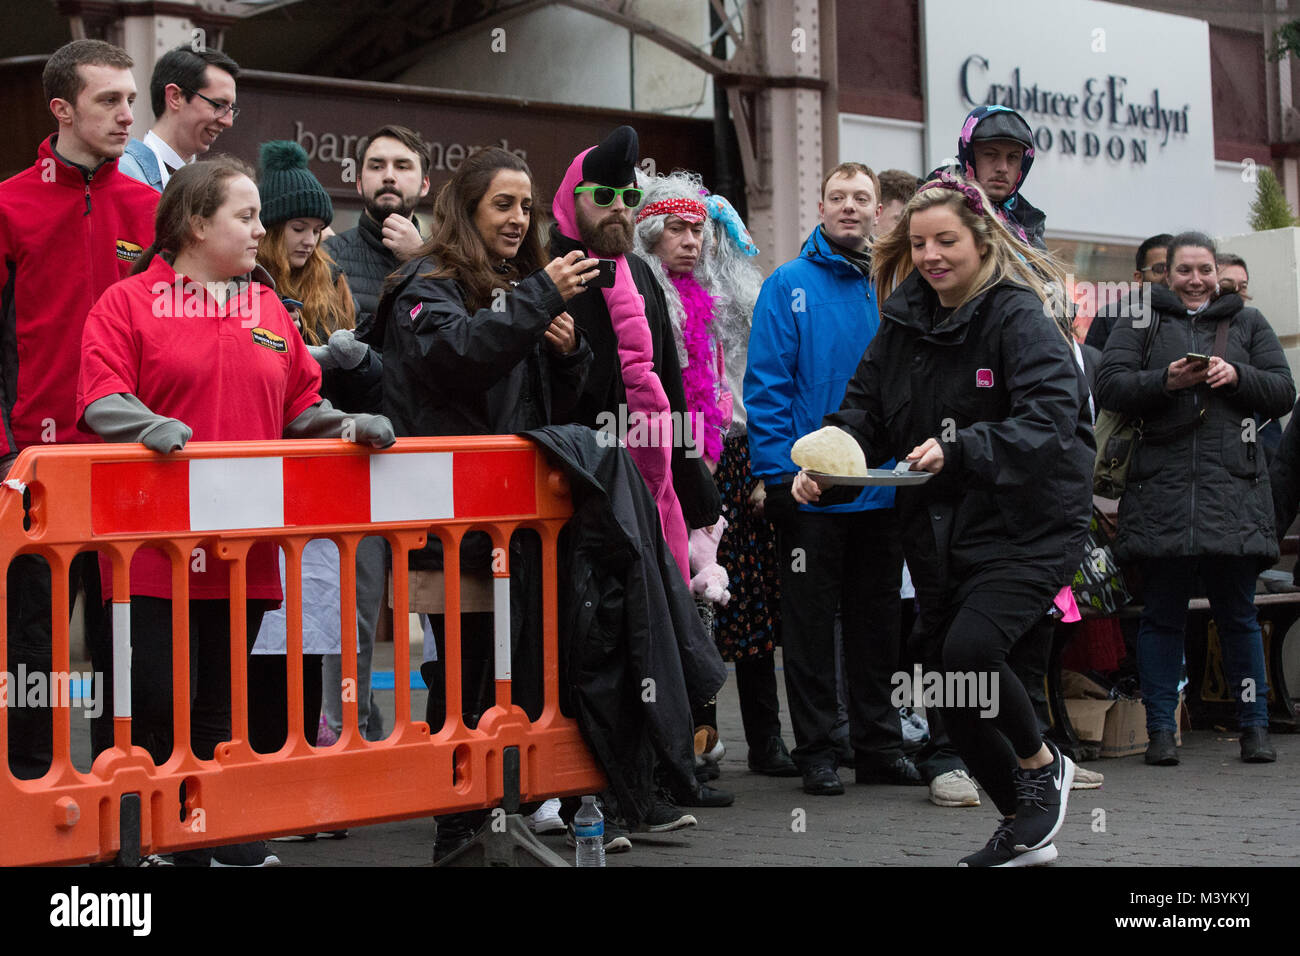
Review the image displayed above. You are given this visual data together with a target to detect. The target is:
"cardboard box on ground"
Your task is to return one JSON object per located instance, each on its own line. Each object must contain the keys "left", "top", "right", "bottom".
{"left": 1062, "top": 671, "right": 1188, "bottom": 758}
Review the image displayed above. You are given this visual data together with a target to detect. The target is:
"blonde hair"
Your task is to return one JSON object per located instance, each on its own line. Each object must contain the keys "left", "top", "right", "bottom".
{"left": 871, "top": 178, "right": 1071, "bottom": 338}
{"left": 257, "top": 224, "right": 355, "bottom": 346}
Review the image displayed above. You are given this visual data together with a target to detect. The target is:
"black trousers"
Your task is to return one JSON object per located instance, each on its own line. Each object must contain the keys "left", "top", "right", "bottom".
{"left": 117, "top": 597, "right": 270, "bottom": 765}
{"left": 692, "top": 652, "right": 782, "bottom": 752}
{"left": 932, "top": 574, "right": 1060, "bottom": 817}
{"left": 6, "top": 553, "right": 107, "bottom": 778}
{"left": 248, "top": 653, "right": 323, "bottom": 753}
{"left": 775, "top": 507, "right": 904, "bottom": 772}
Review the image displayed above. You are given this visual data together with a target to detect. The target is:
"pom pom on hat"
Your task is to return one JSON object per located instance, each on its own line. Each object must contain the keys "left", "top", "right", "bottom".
{"left": 581, "top": 126, "right": 639, "bottom": 187}
{"left": 257, "top": 139, "right": 333, "bottom": 228}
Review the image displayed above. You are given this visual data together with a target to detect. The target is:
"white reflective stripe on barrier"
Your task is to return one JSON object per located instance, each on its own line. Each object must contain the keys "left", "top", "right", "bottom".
{"left": 112, "top": 602, "right": 131, "bottom": 719}
{"left": 189, "top": 457, "right": 285, "bottom": 530}
{"left": 368, "top": 453, "right": 454, "bottom": 522}
{"left": 494, "top": 576, "right": 510, "bottom": 681}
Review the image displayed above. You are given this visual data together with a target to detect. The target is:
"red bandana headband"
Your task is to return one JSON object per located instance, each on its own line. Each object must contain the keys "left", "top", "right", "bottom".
{"left": 635, "top": 197, "right": 707, "bottom": 224}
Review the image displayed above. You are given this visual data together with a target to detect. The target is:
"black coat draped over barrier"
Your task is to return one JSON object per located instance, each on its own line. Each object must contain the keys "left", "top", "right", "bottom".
{"left": 1096, "top": 285, "right": 1295, "bottom": 565}
{"left": 527, "top": 424, "right": 726, "bottom": 828}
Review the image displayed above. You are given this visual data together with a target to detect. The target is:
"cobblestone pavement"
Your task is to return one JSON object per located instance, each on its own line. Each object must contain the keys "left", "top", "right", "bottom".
{"left": 261, "top": 648, "right": 1298, "bottom": 868}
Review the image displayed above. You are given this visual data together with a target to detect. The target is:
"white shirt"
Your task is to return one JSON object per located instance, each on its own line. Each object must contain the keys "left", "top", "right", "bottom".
{"left": 143, "top": 130, "right": 191, "bottom": 188}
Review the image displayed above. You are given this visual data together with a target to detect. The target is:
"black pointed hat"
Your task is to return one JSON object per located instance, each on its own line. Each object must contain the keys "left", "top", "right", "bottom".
{"left": 581, "top": 125, "right": 639, "bottom": 186}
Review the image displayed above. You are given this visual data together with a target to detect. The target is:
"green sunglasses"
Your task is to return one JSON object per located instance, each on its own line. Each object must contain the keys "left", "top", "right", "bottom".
{"left": 574, "top": 185, "right": 644, "bottom": 207}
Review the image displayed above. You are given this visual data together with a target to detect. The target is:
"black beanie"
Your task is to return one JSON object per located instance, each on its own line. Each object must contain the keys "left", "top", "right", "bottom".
{"left": 257, "top": 140, "right": 334, "bottom": 228}
{"left": 581, "top": 126, "right": 639, "bottom": 186}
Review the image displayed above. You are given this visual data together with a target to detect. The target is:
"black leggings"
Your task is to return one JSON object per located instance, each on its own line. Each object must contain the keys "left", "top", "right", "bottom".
{"left": 248, "top": 653, "right": 323, "bottom": 753}
{"left": 932, "top": 576, "right": 1060, "bottom": 817}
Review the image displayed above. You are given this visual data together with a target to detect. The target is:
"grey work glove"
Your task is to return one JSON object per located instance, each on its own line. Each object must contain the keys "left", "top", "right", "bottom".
{"left": 327, "top": 329, "right": 369, "bottom": 371}
{"left": 83, "top": 393, "right": 192, "bottom": 453}
{"left": 307, "top": 343, "right": 336, "bottom": 371}
{"left": 285, "top": 399, "right": 395, "bottom": 449}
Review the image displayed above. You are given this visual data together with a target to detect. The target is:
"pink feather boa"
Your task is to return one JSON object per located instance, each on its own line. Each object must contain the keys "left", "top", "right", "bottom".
{"left": 669, "top": 271, "right": 727, "bottom": 464}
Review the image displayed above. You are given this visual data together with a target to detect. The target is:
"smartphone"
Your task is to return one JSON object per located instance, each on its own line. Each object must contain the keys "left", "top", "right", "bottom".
{"left": 587, "top": 259, "right": 618, "bottom": 289}
{"left": 1185, "top": 352, "right": 1211, "bottom": 364}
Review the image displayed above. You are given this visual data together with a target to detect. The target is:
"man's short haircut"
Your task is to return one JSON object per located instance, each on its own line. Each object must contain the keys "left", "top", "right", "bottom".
{"left": 357, "top": 125, "right": 432, "bottom": 180}
{"left": 149, "top": 45, "right": 240, "bottom": 119}
{"left": 878, "top": 169, "right": 922, "bottom": 206}
{"left": 821, "top": 162, "right": 880, "bottom": 203}
{"left": 1217, "top": 252, "right": 1248, "bottom": 277}
{"left": 42, "top": 39, "right": 134, "bottom": 106}
{"left": 1135, "top": 232, "right": 1174, "bottom": 272}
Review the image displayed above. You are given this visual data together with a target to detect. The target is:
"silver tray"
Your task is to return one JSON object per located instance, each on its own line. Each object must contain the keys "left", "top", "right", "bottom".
{"left": 806, "top": 468, "right": 934, "bottom": 487}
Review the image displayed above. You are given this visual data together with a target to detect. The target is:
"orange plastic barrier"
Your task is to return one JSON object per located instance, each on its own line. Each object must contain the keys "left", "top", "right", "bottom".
{"left": 0, "top": 437, "right": 605, "bottom": 866}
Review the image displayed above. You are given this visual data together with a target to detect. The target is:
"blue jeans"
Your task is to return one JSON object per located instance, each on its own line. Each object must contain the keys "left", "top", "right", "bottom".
{"left": 1138, "top": 556, "right": 1269, "bottom": 732}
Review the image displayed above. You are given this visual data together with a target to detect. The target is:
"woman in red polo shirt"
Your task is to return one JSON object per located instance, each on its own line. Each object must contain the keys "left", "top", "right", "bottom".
{"left": 77, "top": 156, "right": 394, "bottom": 866}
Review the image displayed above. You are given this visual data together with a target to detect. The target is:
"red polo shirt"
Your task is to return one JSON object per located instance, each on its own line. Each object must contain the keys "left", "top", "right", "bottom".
{"left": 79, "top": 255, "right": 322, "bottom": 600}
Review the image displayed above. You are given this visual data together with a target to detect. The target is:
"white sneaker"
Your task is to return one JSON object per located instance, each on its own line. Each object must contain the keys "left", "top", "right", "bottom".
{"left": 528, "top": 798, "right": 566, "bottom": 834}
{"left": 929, "top": 769, "right": 981, "bottom": 807}
{"left": 1071, "top": 765, "right": 1104, "bottom": 790}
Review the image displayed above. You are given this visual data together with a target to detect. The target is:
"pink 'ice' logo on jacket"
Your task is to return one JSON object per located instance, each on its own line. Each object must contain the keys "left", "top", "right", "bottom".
{"left": 410, "top": 302, "right": 423, "bottom": 320}
{"left": 976, "top": 369, "right": 994, "bottom": 388}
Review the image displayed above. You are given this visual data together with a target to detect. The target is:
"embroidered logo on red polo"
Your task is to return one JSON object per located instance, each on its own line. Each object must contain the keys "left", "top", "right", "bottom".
{"left": 976, "top": 369, "right": 994, "bottom": 388}
{"left": 115, "top": 239, "right": 143, "bottom": 263}
{"left": 251, "top": 327, "right": 288, "bottom": 352}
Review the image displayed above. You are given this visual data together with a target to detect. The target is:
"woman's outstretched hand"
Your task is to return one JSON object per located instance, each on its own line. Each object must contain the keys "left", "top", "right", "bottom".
{"left": 544, "top": 311, "right": 579, "bottom": 355}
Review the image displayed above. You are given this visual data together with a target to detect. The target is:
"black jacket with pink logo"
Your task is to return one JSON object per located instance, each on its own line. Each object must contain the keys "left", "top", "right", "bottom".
{"left": 824, "top": 273, "right": 1094, "bottom": 599}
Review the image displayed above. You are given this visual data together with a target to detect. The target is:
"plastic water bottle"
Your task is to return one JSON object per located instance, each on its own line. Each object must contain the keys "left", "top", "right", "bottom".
{"left": 573, "top": 795, "right": 605, "bottom": 867}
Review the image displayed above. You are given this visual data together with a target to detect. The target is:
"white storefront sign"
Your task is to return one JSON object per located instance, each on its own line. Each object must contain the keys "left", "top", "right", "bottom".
{"left": 922, "top": 0, "right": 1217, "bottom": 243}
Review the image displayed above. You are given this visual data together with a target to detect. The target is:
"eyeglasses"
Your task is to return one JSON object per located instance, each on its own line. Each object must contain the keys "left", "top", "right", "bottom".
{"left": 574, "top": 185, "right": 643, "bottom": 207}
{"left": 1140, "top": 262, "right": 1167, "bottom": 276}
{"left": 183, "top": 87, "right": 239, "bottom": 121}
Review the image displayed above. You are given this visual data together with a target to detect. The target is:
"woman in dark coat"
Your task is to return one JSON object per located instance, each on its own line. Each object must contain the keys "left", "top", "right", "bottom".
{"left": 370, "top": 147, "right": 597, "bottom": 859}
{"left": 1097, "top": 232, "right": 1294, "bottom": 767}
{"left": 794, "top": 175, "right": 1094, "bottom": 866}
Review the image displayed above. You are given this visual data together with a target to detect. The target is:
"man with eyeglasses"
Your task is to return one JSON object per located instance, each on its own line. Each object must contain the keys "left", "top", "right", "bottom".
{"left": 1085, "top": 233, "right": 1173, "bottom": 351}
{"left": 118, "top": 44, "right": 239, "bottom": 191}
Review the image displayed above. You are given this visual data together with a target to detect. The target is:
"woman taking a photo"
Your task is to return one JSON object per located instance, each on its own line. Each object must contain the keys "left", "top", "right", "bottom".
{"left": 368, "top": 145, "right": 596, "bottom": 860}
{"left": 1097, "top": 232, "right": 1293, "bottom": 766}
{"left": 793, "top": 174, "right": 1094, "bottom": 866}
{"left": 77, "top": 157, "right": 394, "bottom": 865}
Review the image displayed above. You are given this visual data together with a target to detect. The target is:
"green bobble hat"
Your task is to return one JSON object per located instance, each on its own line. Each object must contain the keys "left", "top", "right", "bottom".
{"left": 257, "top": 140, "right": 333, "bottom": 228}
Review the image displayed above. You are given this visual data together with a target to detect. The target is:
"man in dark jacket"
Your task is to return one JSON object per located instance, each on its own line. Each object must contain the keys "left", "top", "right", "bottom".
{"left": 1084, "top": 233, "right": 1172, "bottom": 351}
{"left": 548, "top": 127, "right": 721, "bottom": 569}
{"left": 324, "top": 125, "right": 431, "bottom": 338}
{"left": 945, "top": 105, "right": 1047, "bottom": 250}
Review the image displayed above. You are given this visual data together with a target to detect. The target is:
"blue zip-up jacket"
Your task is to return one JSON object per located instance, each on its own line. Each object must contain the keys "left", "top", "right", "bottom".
{"left": 743, "top": 227, "right": 894, "bottom": 513}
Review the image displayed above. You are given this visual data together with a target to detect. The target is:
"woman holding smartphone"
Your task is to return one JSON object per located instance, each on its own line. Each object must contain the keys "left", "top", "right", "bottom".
{"left": 1097, "top": 232, "right": 1293, "bottom": 767}
{"left": 792, "top": 174, "right": 1094, "bottom": 866}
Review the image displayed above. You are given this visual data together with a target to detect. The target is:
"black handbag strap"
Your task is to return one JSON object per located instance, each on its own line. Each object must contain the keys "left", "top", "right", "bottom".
{"left": 1137, "top": 309, "right": 1161, "bottom": 371}
{"left": 1212, "top": 316, "right": 1230, "bottom": 359}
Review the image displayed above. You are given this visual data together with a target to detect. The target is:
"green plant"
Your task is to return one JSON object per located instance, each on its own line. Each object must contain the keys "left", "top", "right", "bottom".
{"left": 1270, "top": 19, "right": 1300, "bottom": 61}
{"left": 1249, "top": 167, "right": 1297, "bottom": 231}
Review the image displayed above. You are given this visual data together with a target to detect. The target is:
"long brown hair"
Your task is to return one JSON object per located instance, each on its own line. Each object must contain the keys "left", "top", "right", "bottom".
{"left": 416, "top": 147, "right": 546, "bottom": 312}
{"left": 257, "top": 223, "right": 355, "bottom": 345}
{"left": 131, "top": 156, "right": 255, "bottom": 275}
{"left": 871, "top": 179, "right": 1071, "bottom": 338}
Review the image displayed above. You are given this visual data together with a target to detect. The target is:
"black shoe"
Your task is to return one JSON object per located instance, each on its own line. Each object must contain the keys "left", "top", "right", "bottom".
{"left": 957, "top": 817, "right": 1058, "bottom": 867}
{"left": 855, "top": 755, "right": 924, "bottom": 786}
{"left": 695, "top": 761, "right": 721, "bottom": 783}
{"left": 748, "top": 736, "right": 800, "bottom": 777}
{"left": 211, "top": 841, "right": 281, "bottom": 867}
{"left": 639, "top": 798, "right": 697, "bottom": 833}
{"left": 432, "top": 815, "right": 477, "bottom": 863}
{"left": 676, "top": 783, "right": 735, "bottom": 808}
{"left": 1240, "top": 726, "right": 1277, "bottom": 763}
{"left": 1144, "top": 729, "right": 1179, "bottom": 766}
{"left": 802, "top": 765, "right": 844, "bottom": 796}
{"left": 1009, "top": 740, "right": 1074, "bottom": 853}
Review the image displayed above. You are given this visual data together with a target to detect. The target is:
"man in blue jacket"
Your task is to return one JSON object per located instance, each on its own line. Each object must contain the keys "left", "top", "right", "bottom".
{"left": 745, "top": 163, "right": 918, "bottom": 796}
